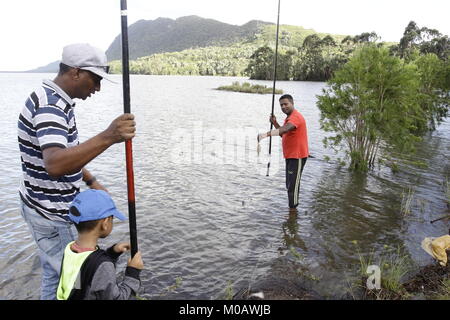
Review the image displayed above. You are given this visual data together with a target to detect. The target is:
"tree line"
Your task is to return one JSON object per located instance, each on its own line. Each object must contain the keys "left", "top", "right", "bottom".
{"left": 316, "top": 21, "right": 449, "bottom": 172}
{"left": 247, "top": 21, "right": 449, "bottom": 82}
{"left": 109, "top": 21, "right": 448, "bottom": 85}
{"left": 109, "top": 44, "right": 257, "bottom": 76}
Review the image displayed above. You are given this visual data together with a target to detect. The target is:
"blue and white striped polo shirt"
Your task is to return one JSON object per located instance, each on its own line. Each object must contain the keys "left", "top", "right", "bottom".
{"left": 18, "top": 79, "right": 82, "bottom": 222}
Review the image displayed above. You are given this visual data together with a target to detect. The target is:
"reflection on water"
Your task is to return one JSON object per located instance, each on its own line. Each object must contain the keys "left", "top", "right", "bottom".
{"left": 0, "top": 74, "right": 449, "bottom": 299}
{"left": 282, "top": 210, "right": 308, "bottom": 252}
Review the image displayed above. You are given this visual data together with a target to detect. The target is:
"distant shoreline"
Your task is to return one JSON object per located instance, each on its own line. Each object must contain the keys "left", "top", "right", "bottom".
{"left": 0, "top": 71, "right": 56, "bottom": 74}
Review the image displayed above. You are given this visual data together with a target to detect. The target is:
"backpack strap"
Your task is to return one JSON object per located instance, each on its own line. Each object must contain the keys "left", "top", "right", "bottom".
{"left": 68, "top": 249, "right": 112, "bottom": 300}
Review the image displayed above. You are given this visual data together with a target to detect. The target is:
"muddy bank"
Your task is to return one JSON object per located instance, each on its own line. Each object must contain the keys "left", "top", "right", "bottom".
{"left": 357, "top": 263, "right": 450, "bottom": 300}
{"left": 233, "top": 258, "right": 450, "bottom": 300}
{"left": 403, "top": 263, "right": 450, "bottom": 298}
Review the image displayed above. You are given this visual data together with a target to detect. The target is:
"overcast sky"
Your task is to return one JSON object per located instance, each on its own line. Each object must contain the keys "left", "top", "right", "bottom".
{"left": 1, "top": 0, "right": 449, "bottom": 71}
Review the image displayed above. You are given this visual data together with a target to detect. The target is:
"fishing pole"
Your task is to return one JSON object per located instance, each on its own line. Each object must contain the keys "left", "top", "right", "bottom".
{"left": 120, "top": 0, "right": 138, "bottom": 257}
{"left": 266, "top": 0, "right": 281, "bottom": 177}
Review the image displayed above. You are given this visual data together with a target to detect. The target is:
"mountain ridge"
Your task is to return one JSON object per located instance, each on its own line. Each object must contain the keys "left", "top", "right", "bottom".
{"left": 105, "top": 15, "right": 272, "bottom": 61}
{"left": 25, "top": 15, "right": 344, "bottom": 73}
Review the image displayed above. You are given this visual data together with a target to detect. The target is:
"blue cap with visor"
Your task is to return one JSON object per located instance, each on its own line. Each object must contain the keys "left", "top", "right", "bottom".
{"left": 68, "top": 189, "right": 126, "bottom": 224}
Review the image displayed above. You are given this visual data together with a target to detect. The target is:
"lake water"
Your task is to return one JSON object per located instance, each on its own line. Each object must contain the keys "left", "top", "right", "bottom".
{"left": 0, "top": 73, "right": 449, "bottom": 299}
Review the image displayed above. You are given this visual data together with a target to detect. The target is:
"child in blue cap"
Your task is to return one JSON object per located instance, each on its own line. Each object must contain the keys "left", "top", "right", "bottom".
{"left": 57, "top": 189, "right": 144, "bottom": 300}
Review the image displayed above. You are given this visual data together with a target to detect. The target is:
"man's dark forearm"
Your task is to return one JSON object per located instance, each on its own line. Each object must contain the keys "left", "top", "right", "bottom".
{"left": 43, "top": 132, "right": 113, "bottom": 178}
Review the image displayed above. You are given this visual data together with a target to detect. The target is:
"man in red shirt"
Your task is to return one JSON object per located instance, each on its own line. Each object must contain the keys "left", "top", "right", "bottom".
{"left": 258, "top": 94, "right": 309, "bottom": 211}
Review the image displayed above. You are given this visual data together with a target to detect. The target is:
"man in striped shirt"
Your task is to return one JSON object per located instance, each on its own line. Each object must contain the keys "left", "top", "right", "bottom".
{"left": 18, "top": 43, "right": 136, "bottom": 299}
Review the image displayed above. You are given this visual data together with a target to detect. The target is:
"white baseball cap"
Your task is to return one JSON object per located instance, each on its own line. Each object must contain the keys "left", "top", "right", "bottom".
{"left": 61, "top": 43, "right": 115, "bottom": 83}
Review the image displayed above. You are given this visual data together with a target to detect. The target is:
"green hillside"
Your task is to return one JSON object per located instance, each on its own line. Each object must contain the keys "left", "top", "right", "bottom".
{"left": 108, "top": 19, "right": 349, "bottom": 77}
{"left": 253, "top": 24, "right": 348, "bottom": 47}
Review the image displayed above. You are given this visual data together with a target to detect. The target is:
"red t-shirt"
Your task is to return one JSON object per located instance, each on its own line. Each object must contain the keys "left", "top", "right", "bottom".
{"left": 282, "top": 109, "right": 309, "bottom": 159}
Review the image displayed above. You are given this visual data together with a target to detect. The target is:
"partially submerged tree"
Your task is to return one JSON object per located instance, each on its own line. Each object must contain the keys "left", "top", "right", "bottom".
{"left": 317, "top": 45, "right": 425, "bottom": 172}
{"left": 414, "top": 53, "right": 450, "bottom": 130}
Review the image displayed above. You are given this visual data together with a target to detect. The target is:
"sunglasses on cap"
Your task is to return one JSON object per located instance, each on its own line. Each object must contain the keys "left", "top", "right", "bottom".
{"left": 78, "top": 65, "right": 111, "bottom": 74}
